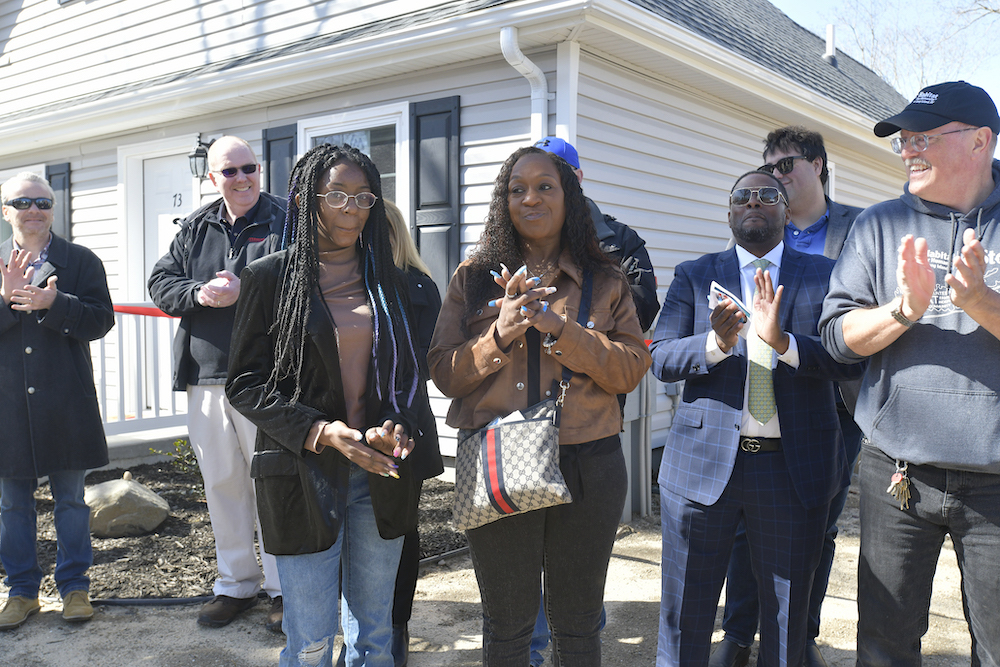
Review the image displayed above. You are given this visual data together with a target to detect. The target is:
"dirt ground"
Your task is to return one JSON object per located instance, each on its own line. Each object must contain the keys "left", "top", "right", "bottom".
{"left": 0, "top": 482, "right": 975, "bottom": 666}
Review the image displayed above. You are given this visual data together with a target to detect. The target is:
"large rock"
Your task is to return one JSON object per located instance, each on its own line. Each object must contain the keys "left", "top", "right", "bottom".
{"left": 85, "top": 472, "right": 170, "bottom": 538}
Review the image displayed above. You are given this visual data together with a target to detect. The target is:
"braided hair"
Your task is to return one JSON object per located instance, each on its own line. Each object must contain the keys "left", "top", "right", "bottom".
{"left": 271, "top": 143, "right": 419, "bottom": 411}
{"left": 461, "top": 145, "right": 618, "bottom": 330}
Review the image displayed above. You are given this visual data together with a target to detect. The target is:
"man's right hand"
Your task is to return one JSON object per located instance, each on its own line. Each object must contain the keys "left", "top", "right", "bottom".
{"left": 1, "top": 249, "right": 33, "bottom": 305}
{"left": 897, "top": 234, "right": 935, "bottom": 321}
{"left": 710, "top": 296, "right": 745, "bottom": 353}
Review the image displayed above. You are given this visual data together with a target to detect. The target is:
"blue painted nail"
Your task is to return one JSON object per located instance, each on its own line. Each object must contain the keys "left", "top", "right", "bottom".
{"left": 490, "top": 270, "right": 502, "bottom": 279}
{"left": 527, "top": 276, "right": 542, "bottom": 285}
{"left": 515, "top": 265, "right": 527, "bottom": 276}
{"left": 541, "top": 301, "right": 548, "bottom": 312}
{"left": 488, "top": 299, "right": 498, "bottom": 308}
{"left": 520, "top": 306, "right": 530, "bottom": 315}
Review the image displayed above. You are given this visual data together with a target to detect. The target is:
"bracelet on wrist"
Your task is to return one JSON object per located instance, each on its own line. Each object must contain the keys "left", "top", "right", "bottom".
{"left": 890, "top": 298, "right": 915, "bottom": 329}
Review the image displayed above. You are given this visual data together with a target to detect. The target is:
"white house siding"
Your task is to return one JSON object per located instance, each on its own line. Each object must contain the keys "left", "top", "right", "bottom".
{"left": 0, "top": 0, "right": 455, "bottom": 120}
{"left": 573, "top": 54, "right": 904, "bottom": 448}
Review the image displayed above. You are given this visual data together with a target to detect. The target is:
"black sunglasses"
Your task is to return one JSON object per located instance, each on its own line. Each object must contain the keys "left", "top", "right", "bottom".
{"left": 730, "top": 187, "right": 786, "bottom": 207}
{"left": 4, "top": 197, "right": 54, "bottom": 210}
{"left": 758, "top": 155, "right": 809, "bottom": 175}
{"left": 215, "top": 163, "right": 258, "bottom": 178}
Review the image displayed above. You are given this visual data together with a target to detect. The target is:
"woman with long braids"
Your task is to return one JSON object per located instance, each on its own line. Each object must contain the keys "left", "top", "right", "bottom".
{"left": 428, "top": 146, "right": 651, "bottom": 666}
{"left": 226, "top": 143, "right": 422, "bottom": 667}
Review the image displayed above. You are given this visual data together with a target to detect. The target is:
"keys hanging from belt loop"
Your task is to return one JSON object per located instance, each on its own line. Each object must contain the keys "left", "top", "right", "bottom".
{"left": 886, "top": 459, "right": 911, "bottom": 510}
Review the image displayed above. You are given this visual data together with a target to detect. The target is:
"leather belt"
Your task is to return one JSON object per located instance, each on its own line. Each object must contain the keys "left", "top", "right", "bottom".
{"left": 739, "top": 437, "right": 781, "bottom": 453}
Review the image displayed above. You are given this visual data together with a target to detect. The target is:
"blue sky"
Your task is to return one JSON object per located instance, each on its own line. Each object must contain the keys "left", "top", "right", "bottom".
{"left": 768, "top": 0, "right": 1000, "bottom": 113}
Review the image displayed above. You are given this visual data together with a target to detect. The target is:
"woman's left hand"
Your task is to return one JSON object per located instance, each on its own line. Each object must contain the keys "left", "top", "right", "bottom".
{"left": 365, "top": 419, "right": 413, "bottom": 460}
{"left": 492, "top": 264, "right": 559, "bottom": 347}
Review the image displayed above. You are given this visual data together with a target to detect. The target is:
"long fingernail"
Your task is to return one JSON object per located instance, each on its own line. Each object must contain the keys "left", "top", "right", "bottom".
{"left": 380, "top": 472, "right": 390, "bottom": 477}
{"left": 520, "top": 306, "right": 530, "bottom": 315}
{"left": 545, "top": 286, "right": 557, "bottom": 294}
{"left": 380, "top": 429, "right": 388, "bottom": 437}
{"left": 500, "top": 263, "right": 510, "bottom": 274}
{"left": 527, "top": 276, "right": 542, "bottom": 285}
{"left": 488, "top": 299, "right": 498, "bottom": 308}
{"left": 490, "top": 270, "right": 503, "bottom": 279}
{"left": 541, "top": 301, "right": 548, "bottom": 312}
{"left": 388, "top": 470, "right": 400, "bottom": 479}
{"left": 389, "top": 462, "right": 398, "bottom": 469}
{"left": 515, "top": 265, "right": 527, "bottom": 276}
{"left": 400, "top": 449, "right": 409, "bottom": 461}
{"left": 393, "top": 446, "right": 402, "bottom": 458}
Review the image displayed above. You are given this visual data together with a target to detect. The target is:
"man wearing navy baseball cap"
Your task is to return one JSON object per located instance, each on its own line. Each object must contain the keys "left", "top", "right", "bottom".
{"left": 820, "top": 81, "right": 1000, "bottom": 665}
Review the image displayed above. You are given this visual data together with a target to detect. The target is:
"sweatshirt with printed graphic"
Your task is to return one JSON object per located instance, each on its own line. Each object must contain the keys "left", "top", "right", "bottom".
{"left": 820, "top": 160, "right": 1000, "bottom": 472}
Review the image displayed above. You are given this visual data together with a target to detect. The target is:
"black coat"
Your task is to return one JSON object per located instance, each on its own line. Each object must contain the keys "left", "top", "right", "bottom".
{"left": 226, "top": 251, "right": 421, "bottom": 555}
{"left": 0, "top": 234, "right": 114, "bottom": 478}
{"left": 404, "top": 267, "right": 444, "bottom": 481}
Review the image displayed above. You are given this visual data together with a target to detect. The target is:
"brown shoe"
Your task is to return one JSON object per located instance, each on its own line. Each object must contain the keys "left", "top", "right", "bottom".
{"left": 197, "top": 595, "right": 258, "bottom": 628}
{"left": 0, "top": 596, "right": 41, "bottom": 630}
{"left": 62, "top": 590, "right": 94, "bottom": 622}
{"left": 265, "top": 596, "right": 283, "bottom": 634}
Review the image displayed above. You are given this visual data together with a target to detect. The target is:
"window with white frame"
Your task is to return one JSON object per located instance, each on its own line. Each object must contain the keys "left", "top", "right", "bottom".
{"left": 298, "top": 102, "right": 410, "bottom": 214}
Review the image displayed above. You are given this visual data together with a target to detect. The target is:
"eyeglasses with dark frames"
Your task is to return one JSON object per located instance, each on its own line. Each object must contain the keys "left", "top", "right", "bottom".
{"left": 3, "top": 197, "right": 54, "bottom": 210}
{"left": 890, "top": 128, "right": 976, "bottom": 154}
{"left": 316, "top": 191, "right": 379, "bottom": 210}
{"left": 214, "top": 163, "right": 258, "bottom": 178}
{"left": 730, "top": 186, "right": 787, "bottom": 207}
{"left": 758, "top": 155, "right": 809, "bottom": 175}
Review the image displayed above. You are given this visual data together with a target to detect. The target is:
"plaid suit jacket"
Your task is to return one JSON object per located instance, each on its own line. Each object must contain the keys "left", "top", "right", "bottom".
{"left": 650, "top": 246, "right": 865, "bottom": 509}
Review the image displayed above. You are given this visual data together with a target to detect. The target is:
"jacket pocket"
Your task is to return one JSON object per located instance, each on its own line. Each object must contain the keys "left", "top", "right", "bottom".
{"left": 250, "top": 449, "right": 299, "bottom": 478}
{"left": 673, "top": 406, "right": 704, "bottom": 430}
{"left": 871, "top": 385, "right": 1000, "bottom": 470}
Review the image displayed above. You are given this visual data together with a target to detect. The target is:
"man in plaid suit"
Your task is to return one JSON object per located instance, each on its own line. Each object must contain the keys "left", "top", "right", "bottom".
{"left": 650, "top": 170, "right": 864, "bottom": 667}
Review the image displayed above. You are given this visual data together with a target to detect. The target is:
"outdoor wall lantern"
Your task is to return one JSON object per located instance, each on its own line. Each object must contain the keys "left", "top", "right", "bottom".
{"left": 188, "top": 138, "right": 215, "bottom": 179}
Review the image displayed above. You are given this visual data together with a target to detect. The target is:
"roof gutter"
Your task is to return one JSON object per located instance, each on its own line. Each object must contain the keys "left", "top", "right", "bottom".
{"left": 500, "top": 26, "right": 552, "bottom": 141}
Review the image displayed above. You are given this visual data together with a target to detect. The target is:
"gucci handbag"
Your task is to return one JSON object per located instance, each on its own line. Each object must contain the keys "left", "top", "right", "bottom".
{"left": 452, "top": 272, "right": 593, "bottom": 531}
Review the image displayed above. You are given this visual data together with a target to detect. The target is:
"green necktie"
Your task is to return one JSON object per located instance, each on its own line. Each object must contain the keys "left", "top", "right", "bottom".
{"left": 747, "top": 258, "right": 776, "bottom": 424}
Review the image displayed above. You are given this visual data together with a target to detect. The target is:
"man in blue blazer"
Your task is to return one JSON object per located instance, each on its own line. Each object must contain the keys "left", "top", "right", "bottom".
{"left": 652, "top": 171, "right": 864, "bottom": 667}
{"left": 719, "top": 127, "right": 865, "bottom": 667}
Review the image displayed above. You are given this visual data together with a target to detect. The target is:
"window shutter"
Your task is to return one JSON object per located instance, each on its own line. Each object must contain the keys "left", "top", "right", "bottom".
{"left": 263, "top": 124, "right": 296, "bottom": 200}
{"left": 45, "top": 162, "right": 72, "bottom": 241}
{"left": 409, "top": 96, "right": 460, "bottom": 295}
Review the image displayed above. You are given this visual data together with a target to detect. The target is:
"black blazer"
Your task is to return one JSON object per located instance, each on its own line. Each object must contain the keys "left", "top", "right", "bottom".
{"left": 226, "top": 250, "right": 420, "bottom": 555}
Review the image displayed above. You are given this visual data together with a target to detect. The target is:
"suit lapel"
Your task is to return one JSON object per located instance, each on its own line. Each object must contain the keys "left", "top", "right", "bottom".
{"left": 777, "top": 248, "right": 803, "bottom": 330}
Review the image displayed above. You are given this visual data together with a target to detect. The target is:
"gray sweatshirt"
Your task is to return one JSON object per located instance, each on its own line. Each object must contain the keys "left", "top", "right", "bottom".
{"left": 820, "top": 161, "right": 1000, "bottom": 472}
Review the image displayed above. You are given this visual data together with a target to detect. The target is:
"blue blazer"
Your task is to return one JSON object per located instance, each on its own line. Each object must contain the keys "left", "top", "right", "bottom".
{"left": 650, "top": 245, "right": 865, "bottom": 509}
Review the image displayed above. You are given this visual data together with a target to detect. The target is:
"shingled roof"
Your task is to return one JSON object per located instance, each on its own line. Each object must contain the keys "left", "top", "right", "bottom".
{"left": 632, "top": 0, "right": 908, "bottom": 120}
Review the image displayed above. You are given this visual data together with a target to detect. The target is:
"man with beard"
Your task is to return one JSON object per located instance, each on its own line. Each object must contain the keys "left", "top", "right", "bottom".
{"left": 651, "top": 171, "right": 864, "bottom": 667}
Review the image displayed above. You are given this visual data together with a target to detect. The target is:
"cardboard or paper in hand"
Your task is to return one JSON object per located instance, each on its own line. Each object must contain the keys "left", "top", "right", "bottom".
{"left": 708, "top": 281, "right": 752, "bottom": 338}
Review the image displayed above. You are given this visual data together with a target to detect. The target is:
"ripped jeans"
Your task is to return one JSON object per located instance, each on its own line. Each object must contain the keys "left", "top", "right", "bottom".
{"left": 275, "top": 464, "right": 403, "bottom": 667}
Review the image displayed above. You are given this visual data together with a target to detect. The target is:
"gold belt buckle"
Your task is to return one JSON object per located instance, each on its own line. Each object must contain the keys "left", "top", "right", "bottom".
{"left": 740, "top": 438, "right": 761, "bottom": 453}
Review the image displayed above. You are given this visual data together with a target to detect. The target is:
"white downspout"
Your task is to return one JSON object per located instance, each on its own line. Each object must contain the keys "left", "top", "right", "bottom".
{"left": 500, "top": 26, "right": 552, "bottom": 142}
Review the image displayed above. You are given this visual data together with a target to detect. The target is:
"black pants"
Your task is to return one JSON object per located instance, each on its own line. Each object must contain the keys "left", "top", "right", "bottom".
{"left": 465, "top": 436, "right": 627, "bottom": 667}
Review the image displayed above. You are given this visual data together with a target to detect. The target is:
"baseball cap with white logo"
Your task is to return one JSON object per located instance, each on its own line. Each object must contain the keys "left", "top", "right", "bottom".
{"left": 874, "top": 81, "right": 1000, "bottom": 137}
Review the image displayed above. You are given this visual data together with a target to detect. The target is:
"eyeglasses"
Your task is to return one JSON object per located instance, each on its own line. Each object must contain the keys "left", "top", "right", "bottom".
{"left": 758, "top": 155, "right": 809, "bottom": 175}
{"left": 730, "top": 187, "right": 787, "bottom": 207}
{"left": 316, "top": 191, "right": 378, "bottom": 210}
{"left": 890, "top": 128, "right": 976, "bottom": 154}
{"left": 214, "top": 163, "right": 258, "bottom": 178}
{"left": 3, "top": 197, "right": 54, "bottom": 210}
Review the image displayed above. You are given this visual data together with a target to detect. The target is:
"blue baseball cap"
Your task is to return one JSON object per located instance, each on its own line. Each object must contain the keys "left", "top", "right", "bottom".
{"left": 533, "top": 136, "right": 580, "bottom": 169}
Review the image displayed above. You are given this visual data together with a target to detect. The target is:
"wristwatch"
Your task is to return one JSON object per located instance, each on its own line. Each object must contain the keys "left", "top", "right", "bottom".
{"left": 890, "top": 298, "right": 915, "bottom": 328}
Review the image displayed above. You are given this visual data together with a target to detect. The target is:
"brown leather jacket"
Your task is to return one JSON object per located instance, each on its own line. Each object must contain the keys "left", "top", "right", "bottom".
{"left": 428, "top": 252, "right": 651, "bottom": 445}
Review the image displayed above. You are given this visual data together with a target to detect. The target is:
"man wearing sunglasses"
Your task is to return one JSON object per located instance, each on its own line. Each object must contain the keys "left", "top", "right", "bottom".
{"left": 0, "top": 172, "right": 114, "bottom": 630}
{"left": 148, "top": 135, "right": 285, "bottom": 632}
{"left": 652, "top": 171, "right": 864, "bottom": 667}
{"left": 820, "top": 81, "right": 1000, "bottom": 666}
{"left": 716, "top": 127, "right": 865, "bottom": 667}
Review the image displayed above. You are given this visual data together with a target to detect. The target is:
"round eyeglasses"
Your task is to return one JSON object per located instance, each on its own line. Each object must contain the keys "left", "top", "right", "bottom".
{"left": 316, "top": 191, "right": 379, "bottom": 210}
{"left": 730, "top": 186, "right": 787, "bottom": 207}
{"left": 890, "top": 128, "right": 976, "bottom": 154}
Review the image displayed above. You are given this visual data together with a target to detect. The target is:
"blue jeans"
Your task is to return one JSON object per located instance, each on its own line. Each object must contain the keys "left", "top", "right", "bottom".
{"left": 466, "top": 439, "right": 627, "bottom": 667}
{"left": 0, "top": 470, "right": 92, "bottom": 598}
{"left": 721, "top": 404, "right": 863, "bottom": 645}
{"left": 857, "top": 444, "right": 1000, "bottom": 667}
{"left": 275, "top": 464, "right": 403, "bottom": 667}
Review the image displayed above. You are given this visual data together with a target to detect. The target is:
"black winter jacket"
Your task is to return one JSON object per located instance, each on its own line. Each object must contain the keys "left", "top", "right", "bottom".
{"left": 226, "top": 251, "right": 421, "bottom": 555}
{"left": 147, "top": 193, "right": 284, "bottom": 391}
{"left": 0, "top": 234, "right": 114, "bottom": 478}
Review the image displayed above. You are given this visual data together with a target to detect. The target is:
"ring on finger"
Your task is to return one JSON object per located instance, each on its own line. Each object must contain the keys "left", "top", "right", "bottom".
{"left": 505, "top": 289, "right": 518, "bottom": 299}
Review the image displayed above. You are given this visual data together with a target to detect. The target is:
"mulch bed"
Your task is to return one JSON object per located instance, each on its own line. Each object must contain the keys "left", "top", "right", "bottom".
{"left": 6, "top": 463, "right": 467, "bottom": 600}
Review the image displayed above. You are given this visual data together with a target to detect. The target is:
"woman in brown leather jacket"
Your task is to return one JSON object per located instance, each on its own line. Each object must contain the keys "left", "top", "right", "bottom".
{"left": 428, "top": 146, "right": 651, "bottom": 666}
{"left": 226, "top": 144, "right": 422, "bottom": 667}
